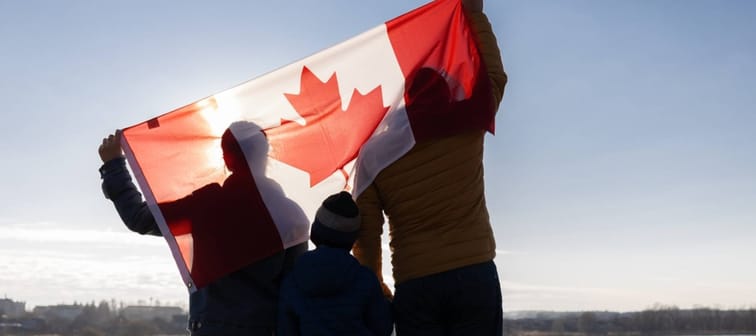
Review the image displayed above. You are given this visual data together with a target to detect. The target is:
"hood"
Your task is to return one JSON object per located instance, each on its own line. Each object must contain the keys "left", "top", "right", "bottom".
{"left": 292, "top": 246, "right": 359, "bottom": 297}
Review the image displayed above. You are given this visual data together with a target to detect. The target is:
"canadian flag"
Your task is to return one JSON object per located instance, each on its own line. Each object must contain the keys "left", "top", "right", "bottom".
{"left": 121, "top": 0, "right": 494, "bottom": 291}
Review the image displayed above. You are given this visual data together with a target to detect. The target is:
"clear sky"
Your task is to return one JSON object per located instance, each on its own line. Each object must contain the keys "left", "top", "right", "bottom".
{"left": 1, "top": 0, "right": 755, "bottom": 312}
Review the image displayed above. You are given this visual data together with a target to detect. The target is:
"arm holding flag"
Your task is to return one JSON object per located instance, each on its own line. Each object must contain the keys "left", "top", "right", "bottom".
{"left": 100, "top": 128, "right": 306, "bottom": 334}
{"left": 99, "top": 131, "right": 161, "bottom": 236}
{"left": 463, "top": 0, "right": 507, "bottom": 109}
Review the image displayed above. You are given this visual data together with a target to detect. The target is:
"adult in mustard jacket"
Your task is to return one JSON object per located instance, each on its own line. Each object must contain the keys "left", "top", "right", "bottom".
{"left": 352, "top": 0, "right": 507, "bottom": 334}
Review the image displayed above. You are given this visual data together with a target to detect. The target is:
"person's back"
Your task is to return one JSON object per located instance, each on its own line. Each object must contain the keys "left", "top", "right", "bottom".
{"left": 356, "top": 130, "right": 496, "bottom": 284}
{"left": 188, "top": 252, "right": 290, "bottom": 333}
{"left": 99, "top": 130, "right": 307, "bottom": 335}
{"left": 352, "top": 0, "right": 507, "bottom": 334}
{"left": 278, "top": 192, "right": 393, "bottom": 336}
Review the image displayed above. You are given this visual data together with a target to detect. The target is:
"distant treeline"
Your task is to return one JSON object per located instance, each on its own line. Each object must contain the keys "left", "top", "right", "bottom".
{"left": 4, "top": 302, "right": 756, "bottom": 335}
{"left": 0, "top": 301, "right": 186, "bottom": 336}
{"left": 504, "top": 305, "right": 756, "bottom": 336}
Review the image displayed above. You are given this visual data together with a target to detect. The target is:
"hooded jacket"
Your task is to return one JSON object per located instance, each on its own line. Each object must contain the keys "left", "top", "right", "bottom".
{"left": 277, "top": 246, "right": 393, "bottom": 336}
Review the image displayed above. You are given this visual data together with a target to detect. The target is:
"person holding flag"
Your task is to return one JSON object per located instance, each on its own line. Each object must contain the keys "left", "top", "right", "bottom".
{"left": 351, "top": 0, "right": 508, "bottom": 334}
{"left": 98, "top": 127, "right": 307, "bottom": 336}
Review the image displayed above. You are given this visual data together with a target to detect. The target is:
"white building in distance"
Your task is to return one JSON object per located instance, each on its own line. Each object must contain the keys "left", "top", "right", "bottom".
{"left": 0, "top": 298, "right": 26, "bottom": 318}
{"left": 121, "top": 305, "right": 184, "bottom": 322}
{"left": 33, "top": 305, "right": 84, "bottom": 321}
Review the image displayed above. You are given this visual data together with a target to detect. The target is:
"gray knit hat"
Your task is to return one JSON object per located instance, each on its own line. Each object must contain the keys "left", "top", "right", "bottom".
{"left": 310, "top": 191, "right": 360, "bottom": 249}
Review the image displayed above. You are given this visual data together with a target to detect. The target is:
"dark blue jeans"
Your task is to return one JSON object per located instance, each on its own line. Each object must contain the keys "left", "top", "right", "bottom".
{"left": 393, "top": 260, "right": 502, "bottom": 336}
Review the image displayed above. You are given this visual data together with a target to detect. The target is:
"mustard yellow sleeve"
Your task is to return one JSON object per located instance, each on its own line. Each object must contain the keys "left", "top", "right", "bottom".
{"left": 353, "top": 183, "right": 393, "bottom": 298}
{"left": 466, "top": 10, "right": 508, "bottom": 110}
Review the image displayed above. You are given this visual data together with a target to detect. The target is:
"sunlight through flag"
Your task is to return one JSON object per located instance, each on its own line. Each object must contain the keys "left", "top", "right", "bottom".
{"left": 120, "top": 0, "right": 495, "bottom": 291}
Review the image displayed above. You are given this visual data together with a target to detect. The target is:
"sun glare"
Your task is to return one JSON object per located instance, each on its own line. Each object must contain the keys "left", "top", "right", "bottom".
{"left": 196, "top": 96, "right": 244, "bottom": 172}
{"left": 197, "top": 96, "right": 242, "bottom": 137}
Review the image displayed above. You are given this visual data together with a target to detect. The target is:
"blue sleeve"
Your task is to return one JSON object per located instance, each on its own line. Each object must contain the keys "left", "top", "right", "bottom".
{"left": 364, "top": 271, "right": 394, "bottom": 336}
{"left": 99, "top": 157, "right": 161, "bottom": 236}
{"left": 276, "top": 277, "right": 300, "bottom": 336}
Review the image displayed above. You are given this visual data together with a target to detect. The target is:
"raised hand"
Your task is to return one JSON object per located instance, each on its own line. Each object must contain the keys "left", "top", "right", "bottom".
{"left": 99, "top": 130, "right": 124, "bottom": 162}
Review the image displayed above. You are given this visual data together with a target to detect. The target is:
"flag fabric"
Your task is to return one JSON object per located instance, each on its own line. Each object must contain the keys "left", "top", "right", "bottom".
{"left": 120, "top": 0, "right": 495, "bottom": 291}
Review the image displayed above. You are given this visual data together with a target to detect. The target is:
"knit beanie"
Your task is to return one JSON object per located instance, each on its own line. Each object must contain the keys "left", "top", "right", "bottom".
{"left": 310, "top": 191, "right": 360, "bottom": 249}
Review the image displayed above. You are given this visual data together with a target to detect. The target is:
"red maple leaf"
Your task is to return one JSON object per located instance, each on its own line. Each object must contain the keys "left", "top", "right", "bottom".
{"left": 266, "top": 66, "right": 389, "bottom": 187}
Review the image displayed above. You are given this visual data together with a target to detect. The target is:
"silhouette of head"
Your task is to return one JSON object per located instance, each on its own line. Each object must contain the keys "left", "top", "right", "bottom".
{"left": 310, "top": 191, "right": 360, "bottom": 249}
{"left": 221, "top": 121, "right": 269, "bottom": 174}
{"left": 406, "top": 67, "right": 451, "bottom": 110}
{"left": 221, "top": 128, "right": 247, "bottom": 173}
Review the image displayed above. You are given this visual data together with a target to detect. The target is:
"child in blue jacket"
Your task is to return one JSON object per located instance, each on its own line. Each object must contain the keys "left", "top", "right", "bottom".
{"left": 277, "top": 191, "right": 393, "bottom": 335}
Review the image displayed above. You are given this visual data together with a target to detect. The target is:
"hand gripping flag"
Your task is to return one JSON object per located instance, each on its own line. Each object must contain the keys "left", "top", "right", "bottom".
{"left": 120, "top": 0, "right": 495, "bottom": 291}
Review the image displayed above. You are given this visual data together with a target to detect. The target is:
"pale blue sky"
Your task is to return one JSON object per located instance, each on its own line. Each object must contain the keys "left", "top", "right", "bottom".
{"left": 1, "top": 0, "right": 754, "bottom": 311}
